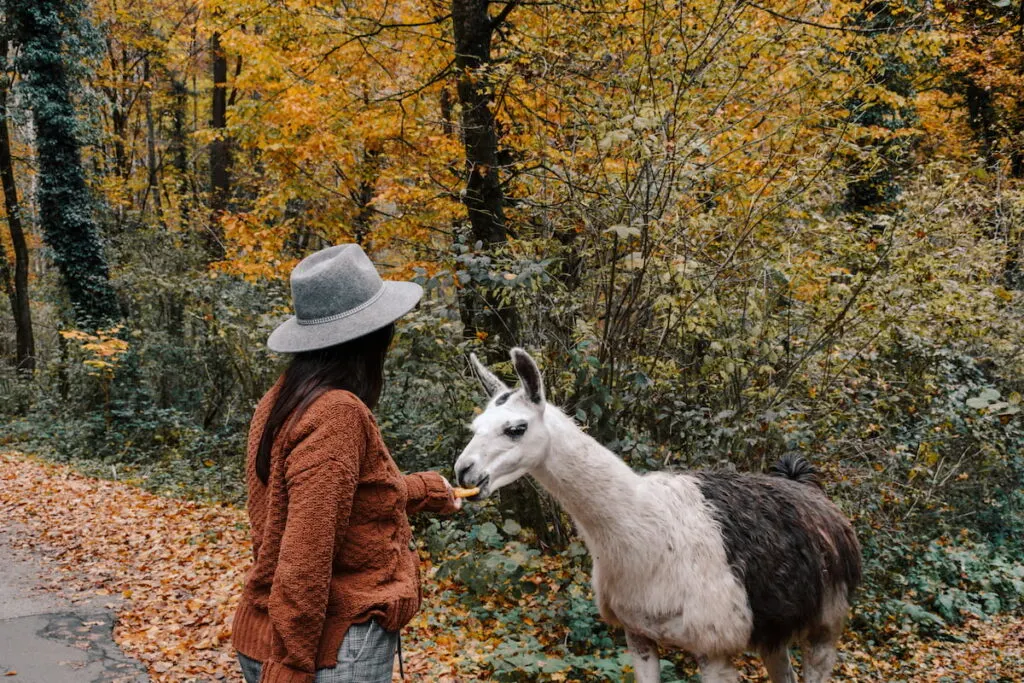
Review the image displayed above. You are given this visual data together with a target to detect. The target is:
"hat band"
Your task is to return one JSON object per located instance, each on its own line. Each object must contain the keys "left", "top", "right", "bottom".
{"left": 296, "top": 282, "right": 387, "bottom": 326}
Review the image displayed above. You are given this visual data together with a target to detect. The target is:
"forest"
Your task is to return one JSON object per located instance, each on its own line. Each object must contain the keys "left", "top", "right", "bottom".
{"left": 0, "top": 0, "right": 1022, "bottom": 680}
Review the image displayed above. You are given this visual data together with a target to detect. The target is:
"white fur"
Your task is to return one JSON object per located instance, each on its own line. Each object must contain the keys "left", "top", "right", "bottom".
{"left": 531, "top": 410, "right": 753, "bottom": 655}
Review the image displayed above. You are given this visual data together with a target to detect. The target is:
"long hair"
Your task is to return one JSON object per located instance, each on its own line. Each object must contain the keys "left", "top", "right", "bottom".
{"left": 256, "top": 323, "right": 395, "bottom": 484}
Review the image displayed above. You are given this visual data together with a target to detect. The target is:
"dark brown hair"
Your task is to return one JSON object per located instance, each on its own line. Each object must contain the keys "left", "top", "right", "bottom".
{"left": 256, "top": 323, "right": 395, "bottom": 484}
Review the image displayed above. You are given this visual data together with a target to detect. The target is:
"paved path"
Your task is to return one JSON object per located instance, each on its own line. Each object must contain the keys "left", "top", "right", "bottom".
{"left": 0, "top": 528, "right": 149, "bottom": 682}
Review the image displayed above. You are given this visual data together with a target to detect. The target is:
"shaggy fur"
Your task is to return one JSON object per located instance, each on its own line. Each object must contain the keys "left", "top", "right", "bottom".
{"left": 455, "top": 349, "right": 862, "bottom": 683}
{"left": 694, "top": 470, "right": 861, "bottom": 652}
{"left": 771, "top": 453, "right": 822, "bottom": 488}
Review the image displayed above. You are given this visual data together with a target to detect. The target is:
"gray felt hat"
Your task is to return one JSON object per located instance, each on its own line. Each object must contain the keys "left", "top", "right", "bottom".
{"left": 267, "top": 244, "right": 423, "bottom": 353}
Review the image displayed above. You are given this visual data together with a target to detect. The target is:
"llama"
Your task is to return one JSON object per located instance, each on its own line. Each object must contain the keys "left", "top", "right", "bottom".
{"left": 454, "top": 348, "right": 861, "bottom": 683}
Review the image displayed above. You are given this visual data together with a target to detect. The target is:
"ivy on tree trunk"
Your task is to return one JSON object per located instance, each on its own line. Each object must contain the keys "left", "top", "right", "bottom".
{"left": 451, "top": 0, "right": 563, "bottom": 546}
{"left": 208, "top": 31, "right": 229, "bottom": 261}
{"left": 9, "top": 0, "right": 119, "bottom": 329}
{"left": 451, "top": 0, "right": 520, "bottom": 354}
{"left": 169, "top": 75, "right": 192, "bottom": 227}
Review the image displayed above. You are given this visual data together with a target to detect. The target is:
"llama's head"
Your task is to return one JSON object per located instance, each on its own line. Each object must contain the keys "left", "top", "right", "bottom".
{"left": 454, "top": 348, "right": 550, "bottom": 498}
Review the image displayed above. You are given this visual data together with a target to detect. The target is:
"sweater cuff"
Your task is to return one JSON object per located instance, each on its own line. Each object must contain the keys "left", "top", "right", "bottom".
{"left": 405, "top": 471, "right": 458, "bottom": 515}
{"left": 259, "top": 661, "right": 314, "bottom": 683}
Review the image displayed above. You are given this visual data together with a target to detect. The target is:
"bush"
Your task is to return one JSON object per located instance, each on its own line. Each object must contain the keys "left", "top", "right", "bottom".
{"left": 420, "top": 516, "right": 631, "bottom": 681}
{"left": 856, "top": 531, "right": 1024, "bottom": 638}
{"left": 377, "top": 273, "right": 482, "bottom": 475}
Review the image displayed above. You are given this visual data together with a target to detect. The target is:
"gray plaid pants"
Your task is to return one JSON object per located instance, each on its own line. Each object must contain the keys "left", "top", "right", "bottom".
{"left": 237, "top": 620, "right": 398, "bottom": 683}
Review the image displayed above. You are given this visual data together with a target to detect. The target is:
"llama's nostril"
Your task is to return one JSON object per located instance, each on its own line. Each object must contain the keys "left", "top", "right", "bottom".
{"left": 455, "top": 462, "right": 472, "bottom": 488}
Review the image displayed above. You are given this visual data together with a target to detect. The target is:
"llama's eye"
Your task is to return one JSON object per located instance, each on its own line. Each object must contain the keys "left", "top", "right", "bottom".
{"left": 503, "top": 423, "right": 528, "bottom": 438}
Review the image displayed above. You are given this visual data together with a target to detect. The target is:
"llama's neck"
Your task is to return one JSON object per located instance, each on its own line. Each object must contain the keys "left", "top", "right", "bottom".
{"left": 529, "top": 407, "right": 641, "bottom": 543}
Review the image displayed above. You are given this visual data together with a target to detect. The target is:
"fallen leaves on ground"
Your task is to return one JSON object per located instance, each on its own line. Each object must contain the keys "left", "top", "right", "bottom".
{"left": 1, "top": 450, "right": 1022, "bottom": 682}
{"left": 1, "top": 451, "right": 246, "bottom": 680}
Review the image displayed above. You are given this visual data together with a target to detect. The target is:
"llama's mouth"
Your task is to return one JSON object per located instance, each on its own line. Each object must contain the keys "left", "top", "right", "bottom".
{"left": 468, "top": 474, "right": 490, "bottom": 500}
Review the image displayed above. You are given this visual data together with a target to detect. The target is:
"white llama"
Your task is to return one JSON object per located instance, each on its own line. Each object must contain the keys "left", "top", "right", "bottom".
{"left": 454, "top": 348, "right": 861, "bottom": 683}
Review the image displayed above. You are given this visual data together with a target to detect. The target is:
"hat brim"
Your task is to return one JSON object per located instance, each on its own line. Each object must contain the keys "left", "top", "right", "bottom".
{"left": 267, "top": 281, "right": 423, "bottom": 353}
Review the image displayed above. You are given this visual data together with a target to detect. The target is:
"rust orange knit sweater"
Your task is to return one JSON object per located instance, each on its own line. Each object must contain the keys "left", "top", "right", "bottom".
{"left": 231, "top": 383, "right": 457, "bottom": 683}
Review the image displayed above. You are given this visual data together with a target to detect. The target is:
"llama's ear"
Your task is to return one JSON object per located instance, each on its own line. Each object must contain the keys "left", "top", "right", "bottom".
{"left": 510, "top": 347, "right": 545, "bottom": 405}
{"left": 469, "top": 352, "right": 508, "bottom": 397}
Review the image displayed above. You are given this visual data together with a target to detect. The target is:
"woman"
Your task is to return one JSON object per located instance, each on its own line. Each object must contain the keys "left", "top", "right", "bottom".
{"left": 232, "top": 244, "right": 461, "bottom": 683}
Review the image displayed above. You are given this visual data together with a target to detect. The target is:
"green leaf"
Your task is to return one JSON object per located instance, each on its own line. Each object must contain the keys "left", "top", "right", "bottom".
{"left": 966, "top": 389, "right": 999, "bottom": 409}
{"left": 540, "top": 657, "right": 567, "bottom": 673}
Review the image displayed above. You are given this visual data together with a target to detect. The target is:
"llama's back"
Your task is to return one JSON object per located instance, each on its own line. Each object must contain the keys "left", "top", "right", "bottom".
{"left": 692, "top": 461, "right": 861, "bottom": 652}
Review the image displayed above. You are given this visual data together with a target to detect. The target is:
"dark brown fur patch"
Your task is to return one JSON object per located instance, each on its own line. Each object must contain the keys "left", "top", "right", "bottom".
{"left": 694, "top": 470, "right": 861, "bottom": 652}
{"left": 770, "top": 453, "right": 822, "bottom": 488}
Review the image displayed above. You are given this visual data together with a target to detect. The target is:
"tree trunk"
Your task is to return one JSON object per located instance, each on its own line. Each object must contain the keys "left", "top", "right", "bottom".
{"left": 451, "top": 0, "right": 519, "bottom": 354}
{"left": 353, "top": 142, "right": 381, "bottom": 247}
{"left": 10, "top": 0, "right": 119, "bottom": 330}
{"left": 0, "top": 41, "right": 35, "bottom": 373}
{"left": 111, "top": 104, "right": 128, "bottom": 179}
{"left": 103, "top": 38, "right": 130, "bottom": 180}
{"left": 169, "top": 75, "right": 192, "bottom": 227}
{"left": 208, "top": 31, "right": 229, "bottom": 260}
{"left": 843, "top": 1, "right": 916, "bottom": 214}
{"left": 1011, "top": 3, "right": 1024, "bottom": 179}
{"left": 964, "top": 79, "right": 998, "bottom": 170}
{"left": 143, "top": 57, "right": 162, "bottom": 217}
{"left": 450, "top": 0, "right": 559, "bottom": 545}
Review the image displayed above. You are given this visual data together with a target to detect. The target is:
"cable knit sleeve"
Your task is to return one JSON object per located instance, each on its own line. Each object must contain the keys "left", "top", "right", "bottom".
{"left": 405, "top": 470, "right": 459, "bottom": 515}
{"left": 262, "top": 394, "right": 364, "bottom": 683}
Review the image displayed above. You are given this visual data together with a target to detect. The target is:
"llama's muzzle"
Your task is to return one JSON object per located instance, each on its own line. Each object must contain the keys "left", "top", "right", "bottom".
{"left": 454, "top": 463, "right": 489, "bottom": 498}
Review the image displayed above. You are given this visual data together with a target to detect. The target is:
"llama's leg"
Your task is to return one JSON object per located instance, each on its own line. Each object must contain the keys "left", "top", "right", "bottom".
{"left": 625, "top": 630, "right": 660, "bottom": 683}
{"left": 804, "top": 587, "right": 849, "bottom": 683}
{"left": 696, "top": 655, "right": 739, "bottom": 683}
{"left": 761, "top": 647, "right": 795, "bottom": 683}
{"left": 802, "top": 639, "right": 839, "bottom": 683}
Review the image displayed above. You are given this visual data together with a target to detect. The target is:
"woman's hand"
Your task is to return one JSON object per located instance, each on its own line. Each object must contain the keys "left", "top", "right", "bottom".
{"left": 442, "top": 477, "right": 463, "bottom": 511}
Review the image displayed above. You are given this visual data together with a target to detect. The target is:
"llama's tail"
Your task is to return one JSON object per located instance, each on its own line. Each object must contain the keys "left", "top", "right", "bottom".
{"left": 770, "top": 453, "right": 822, "bottom": 488}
